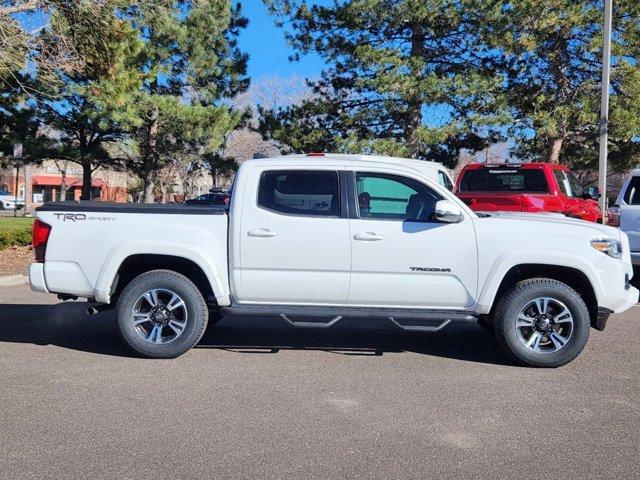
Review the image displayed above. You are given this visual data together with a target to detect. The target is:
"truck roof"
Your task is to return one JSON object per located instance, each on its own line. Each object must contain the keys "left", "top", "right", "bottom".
{"left": 243, "top": 153, "right": 451, "bottom": 175}
{"left": 461, "top": 162, "right": 569, "bottom": 171}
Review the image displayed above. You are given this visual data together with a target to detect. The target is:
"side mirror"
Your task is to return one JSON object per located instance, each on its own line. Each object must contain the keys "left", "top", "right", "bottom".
{"left": 434, "top": 200, "right": 464, "bottom": 223}
{"left": 584, "top": 186, "right": 601, "bottom": 200}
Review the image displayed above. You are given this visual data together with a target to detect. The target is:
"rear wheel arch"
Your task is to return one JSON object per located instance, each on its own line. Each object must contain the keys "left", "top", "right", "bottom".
{"left": 110, "top": 254, "right": 217, "bottom": 308}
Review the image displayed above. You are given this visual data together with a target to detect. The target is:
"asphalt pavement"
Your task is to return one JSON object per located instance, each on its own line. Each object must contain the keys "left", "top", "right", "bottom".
{"left": 0, "top": 283, "right": 639, "bottom": 479}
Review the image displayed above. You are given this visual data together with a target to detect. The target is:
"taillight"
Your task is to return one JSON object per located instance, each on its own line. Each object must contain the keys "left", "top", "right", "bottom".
{"left": 32, "top": 219, "right": 51, "bottom": 263}
{"left": 607, "top": 205, "right": 620, "bottom": 227}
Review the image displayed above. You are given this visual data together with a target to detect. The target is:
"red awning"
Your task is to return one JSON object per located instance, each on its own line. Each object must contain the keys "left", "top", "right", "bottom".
{"left": 32, "top": 175, "right": 105, "bottom": 188}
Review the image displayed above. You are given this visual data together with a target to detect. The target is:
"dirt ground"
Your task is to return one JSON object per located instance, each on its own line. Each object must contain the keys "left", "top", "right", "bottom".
{"left": 0, "top": 246, "right": 32, "bottom": 276}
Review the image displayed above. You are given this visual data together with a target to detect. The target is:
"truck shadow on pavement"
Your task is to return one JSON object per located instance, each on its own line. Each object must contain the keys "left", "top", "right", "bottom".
{"left": 0, "top": 301, "right": 513, "bottom": 366}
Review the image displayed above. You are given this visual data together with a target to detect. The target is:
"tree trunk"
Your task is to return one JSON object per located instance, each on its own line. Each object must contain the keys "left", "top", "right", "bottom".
{"left": 405, "top": 24, "right": 425, "bottom": 158}
{"left": 81, "top": 162, "right": 92, "bottom": 200}
{"left": 142, "top": 168, "right": 155, "bottom": 204}
{"left": 548, "top": 137, "right": 564, "bottom": 164}
{"left": 211, "top": 167, "right": 217, "bottom": 190}
{"left": 142, "top": 104, "right": 160, "bottom": 203}
{"left": 59, "top": 170, "right": 68, "bottom": 201}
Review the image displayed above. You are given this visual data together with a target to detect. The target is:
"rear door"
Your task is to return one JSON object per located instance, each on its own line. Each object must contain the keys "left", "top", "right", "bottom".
{"left": 236, "top": 166, "right": 352, "bottom": 304}
{"left": 347, "top": 169, "right": 478, "bottom": 308}
{"left": 619, "top": 176, "right": 640, "bottom": 252}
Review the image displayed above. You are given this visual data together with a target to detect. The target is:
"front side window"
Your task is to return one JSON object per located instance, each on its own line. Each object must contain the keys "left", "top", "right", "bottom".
{"left": 355, "top": 172, "right": 441, "bottom": 222}
{"left": 258, "top": 170, "right": 340, "bottom": 217}
{"left": 553, "top": 170, "right": 582, "bottom": 198}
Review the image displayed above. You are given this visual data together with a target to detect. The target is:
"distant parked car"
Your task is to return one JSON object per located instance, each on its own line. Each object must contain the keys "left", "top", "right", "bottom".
{"left": 184, "top": 191, "right": 230, "bottom": 206}
{"left": 608, "top": 169, "right": 640, "bottom": 265}
{"left": 454, "top": 163, "right": 602, "bottom": 222}
{"left": 0, "top": 189, "right": 25, "bottom": 210}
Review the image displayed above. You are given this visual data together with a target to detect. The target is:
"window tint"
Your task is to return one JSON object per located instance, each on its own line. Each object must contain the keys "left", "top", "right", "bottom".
{"left": 459, "top": 168, "right": 548, "bottom": 193}
{"left": 258, "top": 170, "right": 340, "bottom": 216}
{"left": 624, "top": 176, "right": 640, "bottom": 205}
{"left": 355, "top": 172, "right": 441, "bottom": 221}
{"left": 438, "top": 170, "right": 454, "bottom": 191}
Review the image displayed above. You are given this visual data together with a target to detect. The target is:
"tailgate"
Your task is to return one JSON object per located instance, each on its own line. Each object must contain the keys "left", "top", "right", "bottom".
{"left": 457, "top": 193, "right": 524, "bottom": 212}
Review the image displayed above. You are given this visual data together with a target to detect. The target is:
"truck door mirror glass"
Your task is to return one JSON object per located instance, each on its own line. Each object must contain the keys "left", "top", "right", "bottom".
{"left": 584, "top": 186, "right": 600, "bottom": 200}
{"left": 434, "top": 200, "right": 464, "bottom": 223}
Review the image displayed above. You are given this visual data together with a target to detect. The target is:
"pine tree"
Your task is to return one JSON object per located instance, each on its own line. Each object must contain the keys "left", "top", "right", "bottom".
{"left": 127, "top": 0, "right": 249, "bottom": 202}
{"left": 36, "top": 1, "right": 144, "bottom": 200}
{"left": 261, "top": 0, "right": 506, "bottom": 167}
{"left": 471, "top": 0, "right": 640, "bottom": 171}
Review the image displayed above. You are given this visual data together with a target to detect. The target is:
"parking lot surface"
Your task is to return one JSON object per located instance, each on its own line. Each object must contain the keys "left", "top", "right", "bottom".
{"left": 0, "top": 283, "right": 639, "bottom": 479}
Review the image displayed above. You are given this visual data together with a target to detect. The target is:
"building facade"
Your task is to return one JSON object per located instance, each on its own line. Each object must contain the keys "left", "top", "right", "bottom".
{"left": 0, "top": 160, "right": 127, "bottom": 207}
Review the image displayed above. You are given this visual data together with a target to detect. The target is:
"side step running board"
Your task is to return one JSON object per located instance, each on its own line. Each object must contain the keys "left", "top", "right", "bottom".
{"left": 279, "top": 314, "right": 343, "bottom": 329}
{"left": 218, "top": 305, "right": 477, "bottom": 332}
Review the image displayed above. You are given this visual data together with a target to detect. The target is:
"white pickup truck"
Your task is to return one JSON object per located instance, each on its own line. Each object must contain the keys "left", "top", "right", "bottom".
{"left": 29, "top": 154, "right": 638, "bottom": 367}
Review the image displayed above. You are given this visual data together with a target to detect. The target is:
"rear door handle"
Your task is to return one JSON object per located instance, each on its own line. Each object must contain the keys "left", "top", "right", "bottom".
{"left": 247, "top": 228, "right": 278, "bottom": 238}
{"left": 353, "top": 232, "right": 385, "bottom": 241}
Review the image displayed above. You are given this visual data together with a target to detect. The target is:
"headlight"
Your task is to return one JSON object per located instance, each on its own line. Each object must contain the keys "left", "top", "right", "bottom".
{"left": 590, "top": 238, "right": 622, "bottom": 259}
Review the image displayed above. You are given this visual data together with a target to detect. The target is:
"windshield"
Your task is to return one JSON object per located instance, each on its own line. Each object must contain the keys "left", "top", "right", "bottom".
{"left": 0, "top": 189, "right": 10, "bottom": 195}
{"left": 459, "top": 168, "right": 548, "bottom": 193}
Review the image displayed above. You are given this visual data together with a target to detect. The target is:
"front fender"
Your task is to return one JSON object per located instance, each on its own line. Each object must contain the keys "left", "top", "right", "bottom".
{"left": 93, "top": 241, "right": 230, "bottom": 305}
{"left": 474, "top": 249, "right": 604, "bottom": 314}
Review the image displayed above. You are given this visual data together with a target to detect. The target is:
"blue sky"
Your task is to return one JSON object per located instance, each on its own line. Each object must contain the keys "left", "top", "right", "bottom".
{"left": 238, "top": 2, "right": 325, "bottom": 80}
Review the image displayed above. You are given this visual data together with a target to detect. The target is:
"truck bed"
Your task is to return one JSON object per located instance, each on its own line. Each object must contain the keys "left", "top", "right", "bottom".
{"left": 37, "top": 201, "right": 228, "bottom": 215}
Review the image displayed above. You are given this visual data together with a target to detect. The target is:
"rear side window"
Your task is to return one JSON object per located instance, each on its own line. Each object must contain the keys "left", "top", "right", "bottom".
{"left": 623, "top": 176, "right": 640, "bottom": 205}
{"left": 459, "top": 168, "right": 548, "bottom": 193}
{"left": 257, "top": 170, "right": 340, "bottom": 217}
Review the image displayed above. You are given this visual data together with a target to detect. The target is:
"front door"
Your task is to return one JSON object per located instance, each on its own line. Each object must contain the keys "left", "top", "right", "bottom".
{"left": 237, "top": 167, "right": 351, "bottom": 304}
{"left": 347, "top": 170, "right": 478, "bottom": 309}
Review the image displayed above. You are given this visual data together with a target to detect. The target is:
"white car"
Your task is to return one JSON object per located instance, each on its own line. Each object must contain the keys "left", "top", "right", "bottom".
{"left": 29, "top": 153, "right": 638, "bottom": 367}
{"left": 0, "top": 189, "right": 25, "bottom": 210}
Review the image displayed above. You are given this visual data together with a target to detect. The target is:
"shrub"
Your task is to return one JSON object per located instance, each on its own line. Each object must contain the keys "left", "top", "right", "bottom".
{"left": 0, "top": 218, "right": 34, "bottom": 250}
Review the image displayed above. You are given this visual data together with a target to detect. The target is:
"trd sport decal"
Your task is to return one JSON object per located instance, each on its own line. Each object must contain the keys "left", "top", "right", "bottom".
{"left": 53, "top": 213, "right": 116, "bottom": 222}
{"left": 410, "top": 267, "right": 452, "bottom": 273}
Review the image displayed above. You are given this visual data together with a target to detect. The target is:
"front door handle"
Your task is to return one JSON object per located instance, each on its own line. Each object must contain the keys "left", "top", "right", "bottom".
{"left": 247, "top": 228, "right": 279, "bottom": 238}
{"left": 353, "top": 232, "right": 385, "bottom": 241}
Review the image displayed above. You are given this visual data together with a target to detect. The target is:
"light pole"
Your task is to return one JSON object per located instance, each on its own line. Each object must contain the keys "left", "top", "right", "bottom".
{"left": 13, "top": 143, "right": 22, "bottom": 218}
{"left": 598, "top": 0, "right": 612, "bottom": 224}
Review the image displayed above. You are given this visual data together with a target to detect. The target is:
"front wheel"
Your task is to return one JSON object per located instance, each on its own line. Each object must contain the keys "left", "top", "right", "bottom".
{"left": 116, "top": 270, "right": 208, "bottom": 358}
{"left": 494, "top": 278, "right": 590, "bottom": 368}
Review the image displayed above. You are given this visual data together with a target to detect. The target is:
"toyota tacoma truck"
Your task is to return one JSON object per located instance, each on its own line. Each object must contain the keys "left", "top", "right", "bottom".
{"left": 28, "top": 154, "right": 638, "bottom": 367}
{"left": 455, "top": 163, "right": 602, "bottom": 222}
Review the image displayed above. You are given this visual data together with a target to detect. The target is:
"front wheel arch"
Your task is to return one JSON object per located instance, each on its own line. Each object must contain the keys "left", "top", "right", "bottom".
{"left": 487, "top": 264, "right": 598, "bottom": 329}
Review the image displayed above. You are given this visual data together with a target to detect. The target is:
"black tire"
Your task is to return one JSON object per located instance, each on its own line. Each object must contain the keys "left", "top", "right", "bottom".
{"left": 494, "top": 278, "right": 590, "bottom": 368}
{"left": 115, "top": 269, "right": 208, "bottom": 358}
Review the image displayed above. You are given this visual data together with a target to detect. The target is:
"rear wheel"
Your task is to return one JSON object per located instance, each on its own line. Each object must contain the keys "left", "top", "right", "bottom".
{"left": 494, "top": 278, "right": 590, "bottom": 368}
{"left": 116, "top": 270, "right": 208, "bottom": 358}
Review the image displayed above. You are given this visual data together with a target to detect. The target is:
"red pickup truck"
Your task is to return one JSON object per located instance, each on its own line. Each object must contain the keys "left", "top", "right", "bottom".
{"left": 454, "top": 163, "right": 602, "bottom": 222}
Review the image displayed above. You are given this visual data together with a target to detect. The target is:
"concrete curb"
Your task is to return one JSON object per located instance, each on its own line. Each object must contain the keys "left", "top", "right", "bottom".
{"left": 0, "top": 274, "right": 28, "bottom": 287}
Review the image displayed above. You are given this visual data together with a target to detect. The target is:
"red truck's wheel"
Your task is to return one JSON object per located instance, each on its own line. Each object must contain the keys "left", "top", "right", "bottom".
{"left": 115, "top": 270, "right": 209, "bottom": 358}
